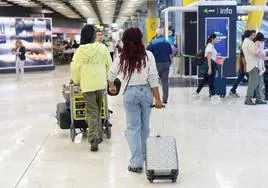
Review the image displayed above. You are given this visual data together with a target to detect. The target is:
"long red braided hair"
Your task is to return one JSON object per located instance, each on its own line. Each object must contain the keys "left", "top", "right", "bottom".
{"left": 118, "top": 28, "right": 147, "bottom": 80}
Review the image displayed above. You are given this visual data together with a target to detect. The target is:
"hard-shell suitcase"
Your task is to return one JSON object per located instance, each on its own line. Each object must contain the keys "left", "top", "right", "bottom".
{"left": 56, "top": 102, "right": 71, "bottom": 129}
{"left": 214, "top": 64, "right": 226, "bottom": 97}
{"left": 145, "top": 108, "right": 179, "bottom": 183}
{"left": 145, "top": 136, "right": 179, "bottom": 183}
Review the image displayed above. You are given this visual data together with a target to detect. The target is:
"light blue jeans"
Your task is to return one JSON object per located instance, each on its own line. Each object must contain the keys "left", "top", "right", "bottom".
{"left": 123, "top": 85, "right": 153, "bottom": 168}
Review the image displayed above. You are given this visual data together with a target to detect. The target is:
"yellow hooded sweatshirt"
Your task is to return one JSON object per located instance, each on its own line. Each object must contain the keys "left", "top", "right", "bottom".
{"left": 71, "top": 43, "right": 112, "bottom": 93}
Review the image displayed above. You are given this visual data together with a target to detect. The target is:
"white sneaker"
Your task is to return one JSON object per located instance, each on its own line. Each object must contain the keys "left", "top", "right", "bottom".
{"left": 211, "top": 95, "right": 221, "bottom": 101}
{"left": 192, "top": 92, "right": 200, "bottom": 99}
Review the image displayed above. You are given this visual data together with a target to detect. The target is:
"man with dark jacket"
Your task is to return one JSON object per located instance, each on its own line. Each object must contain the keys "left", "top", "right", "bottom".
{"left": 147, "top": 28, "right": 173, "bottom": 104}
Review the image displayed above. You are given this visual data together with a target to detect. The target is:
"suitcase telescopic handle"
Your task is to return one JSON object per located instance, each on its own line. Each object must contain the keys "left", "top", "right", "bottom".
{"left": 150, "top": 105, "right": 165, "bottom": 108}
{"left": 150, "top": 105, "right": 167, "bottom": 137}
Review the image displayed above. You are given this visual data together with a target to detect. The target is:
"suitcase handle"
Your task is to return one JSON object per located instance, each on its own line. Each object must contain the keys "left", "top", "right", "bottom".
{"left": 150, "top": 105, "right": 167, "bottom": 137}
{"left": 150, "top": 105, "right": 165, "bottom": 108}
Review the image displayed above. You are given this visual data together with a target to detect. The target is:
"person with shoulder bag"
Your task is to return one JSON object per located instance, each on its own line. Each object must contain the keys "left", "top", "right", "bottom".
{"left": 193, "top": 34, "right": 220, "bottom": 100}
{"left": 108, "top": 28, "right": 164, "bottom": 174}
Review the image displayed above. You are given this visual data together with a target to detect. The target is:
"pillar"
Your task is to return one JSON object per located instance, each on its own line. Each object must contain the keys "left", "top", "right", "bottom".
{"left": 183, "top": 0, "right": 199, "bottom": 6}
{"left": 245, "top": 0, "right": 267, "bottom": 30}
{"left": 146, "top": 0, "right": 158, "bottom": 44}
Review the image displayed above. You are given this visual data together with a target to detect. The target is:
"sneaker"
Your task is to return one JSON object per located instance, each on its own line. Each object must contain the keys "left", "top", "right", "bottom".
{"left": 244, "top": 100, "right": 256, "bottom": 105}
{"left": 211, "top": 95, "right": 221, "bottom": 101}
{"left": 163, "top": 100, "right": 168, "bottom": 104}
{"left": 90, "top": 139, "right": 99, "bottom": 152}
{"left": 229, "top": 91, "right": 240, "bottom": 97}
{"left": 128, "top": 166, "right": 142, "bottom": 173}
{"left": 192, "top": 92, "right": 200, "bottom": 99}
{"left": 255, "top": 100, "right": 267, "bottom": 105}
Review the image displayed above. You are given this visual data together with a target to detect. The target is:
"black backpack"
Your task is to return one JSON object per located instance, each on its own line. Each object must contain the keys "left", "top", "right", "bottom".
{"left": 194, "top": 50, "right": 205, "bottom": 66}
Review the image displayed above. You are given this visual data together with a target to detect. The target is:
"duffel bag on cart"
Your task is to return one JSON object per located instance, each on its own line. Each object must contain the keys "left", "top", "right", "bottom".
{"left": 56, "top": 102, "right": 71, "bottom": 129}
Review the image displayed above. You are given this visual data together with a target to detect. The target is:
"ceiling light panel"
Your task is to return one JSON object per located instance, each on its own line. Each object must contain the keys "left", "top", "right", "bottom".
{"left": 5, "top": 0, "right": 40, "bottom": 7}
{"left": 36, "top": 0, "right": 80, "bottom": 18}
{"left": 117, "top": 0, "right": 146, "bottom": 27}
{"left": 96, "top": 0, "right": 117, "bottom": 25}
{"left": 69, "top": 0, "right": 98, "bottom": 21}
{"left": 0, "top": 0, "right": 11, "bottom": 6}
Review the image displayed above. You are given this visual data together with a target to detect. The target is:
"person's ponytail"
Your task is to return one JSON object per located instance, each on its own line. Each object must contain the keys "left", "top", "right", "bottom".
{"left": 206, "top": 33, "right": 217, "bottom": 45}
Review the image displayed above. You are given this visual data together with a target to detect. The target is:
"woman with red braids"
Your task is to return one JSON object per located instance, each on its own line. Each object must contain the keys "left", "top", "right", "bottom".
{"left": 108, "top": 28, "right": 164, "bottom": 173}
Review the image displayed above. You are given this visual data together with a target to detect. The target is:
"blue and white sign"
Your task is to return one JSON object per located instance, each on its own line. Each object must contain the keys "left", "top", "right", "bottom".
{"left": 205, "top": 17, "right": 229, "bottom": 58}
{"left": 198, "top": 1, "right": 237, "bottom": 79}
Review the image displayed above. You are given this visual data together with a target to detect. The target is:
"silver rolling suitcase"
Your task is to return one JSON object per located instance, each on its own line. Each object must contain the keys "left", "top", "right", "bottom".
{"left": 145, "top": 108, "right": 179, "bottom": 183}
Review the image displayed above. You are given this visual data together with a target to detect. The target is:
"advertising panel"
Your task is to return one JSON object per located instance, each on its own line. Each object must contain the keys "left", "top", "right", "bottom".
{"left": 0, "top": 17, "right": 53, "bottom": 70}
{"left": 205, "top": 17, "right": 229, "bottom": 58}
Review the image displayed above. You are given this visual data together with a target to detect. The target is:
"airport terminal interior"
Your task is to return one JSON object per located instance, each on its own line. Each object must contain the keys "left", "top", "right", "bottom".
{"left": 1, "top": 0, "right": 268, "bottom": 187}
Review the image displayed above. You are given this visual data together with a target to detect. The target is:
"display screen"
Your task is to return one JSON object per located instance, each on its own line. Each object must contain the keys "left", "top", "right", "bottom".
{"left": 0, "top": 17, "right": 53, "bottom": 69}
{"left": 205, "top": 17, "right": 229, "bottom": 58}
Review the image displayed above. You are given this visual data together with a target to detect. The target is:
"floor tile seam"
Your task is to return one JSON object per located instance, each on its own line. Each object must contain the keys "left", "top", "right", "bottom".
{"left": 14, "top": 124, "right": 56, "bottom": 188}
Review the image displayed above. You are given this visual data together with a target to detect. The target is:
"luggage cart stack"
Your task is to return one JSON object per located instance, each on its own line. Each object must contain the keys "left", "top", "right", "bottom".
{"left": 60, "top": 83, "right": 112, "bottom": 142}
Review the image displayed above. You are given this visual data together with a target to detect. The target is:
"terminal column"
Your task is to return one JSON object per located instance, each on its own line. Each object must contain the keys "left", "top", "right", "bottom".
{"left": 146, "top": 0, "right": 158, "bottom": 44}
{"left": 245, "top": 0, "right": 267, "bottom": 30}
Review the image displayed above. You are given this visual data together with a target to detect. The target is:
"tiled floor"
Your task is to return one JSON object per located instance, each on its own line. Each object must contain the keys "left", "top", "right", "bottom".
{"left": 1, "top": 65, "right": 268, "bottom": 188}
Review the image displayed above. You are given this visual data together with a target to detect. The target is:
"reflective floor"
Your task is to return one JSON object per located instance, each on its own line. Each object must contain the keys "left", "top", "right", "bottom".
{"left": 0, "top": 65, "right": 268, "bottom": 188}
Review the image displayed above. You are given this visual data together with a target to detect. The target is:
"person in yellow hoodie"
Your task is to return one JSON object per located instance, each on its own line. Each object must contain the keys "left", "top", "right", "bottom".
{"left": 71, "top": 25, "right": 112, "bottom": 152}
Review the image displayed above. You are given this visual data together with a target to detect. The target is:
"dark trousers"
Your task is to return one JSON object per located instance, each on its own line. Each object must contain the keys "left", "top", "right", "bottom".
{"left": 156, "top": 62, "right": 170, "bottom": 102}
{"left": 230, "top": 70, "right": 249, "bottom": 93}
{"left": 110, "top": 52, "right": 114, "bottom": 62}
{"left": 196, "top": 74, "right": 215, "bottom": 96}
{"left": 265, "top": 78, "right": 268, "bottom": 100}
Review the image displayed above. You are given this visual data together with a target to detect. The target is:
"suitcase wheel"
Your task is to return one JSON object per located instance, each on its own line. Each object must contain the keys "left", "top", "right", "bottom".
{"left": 104, "top": 121, "right": 112, "bottom": 139}
{"left": 70, "top": 124, "right": 76, "bottom": 142}
{"left": 172, "top": 177, "right": 177, "bottom": 183}
{"left": 106, "top": 126, "right": 111, "bottom": 139}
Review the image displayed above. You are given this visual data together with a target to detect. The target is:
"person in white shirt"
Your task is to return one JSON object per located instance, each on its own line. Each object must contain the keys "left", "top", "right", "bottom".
{"left": 193, "top": 34, "right": 220, "bottom": 100}
{"left": 108, "top": 28, "right": 164, "bottom": 173}
{"left": 242, "top": 30, "right": 267, "bottom": 105}
{"left": 107, "top": 37, "right": 115, "bottom": 61}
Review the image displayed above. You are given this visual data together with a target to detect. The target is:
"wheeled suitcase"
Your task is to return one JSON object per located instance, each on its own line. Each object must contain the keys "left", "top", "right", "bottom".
{"left": 145, "top": 108, "right": 179, "bottom": 183}
{"left": 214, "top": 64, "right": 226, "bottom": 97}
{"left": 56, "top": 102, "right": 71, "bottom": 129}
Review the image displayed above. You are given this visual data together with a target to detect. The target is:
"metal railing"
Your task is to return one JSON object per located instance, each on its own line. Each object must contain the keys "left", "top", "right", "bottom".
{"left": 181, "top": 54, "right": 197, "bottom": 80}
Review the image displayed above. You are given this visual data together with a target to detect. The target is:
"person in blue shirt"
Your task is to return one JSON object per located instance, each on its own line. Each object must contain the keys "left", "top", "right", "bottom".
{"left": 147, "top": 28, "right": 173, "bottom": 104}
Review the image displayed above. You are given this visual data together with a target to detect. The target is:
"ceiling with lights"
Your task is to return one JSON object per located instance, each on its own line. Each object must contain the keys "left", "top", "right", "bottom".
{"left": 0, "top": 0, "right": 147, "bottom": 27}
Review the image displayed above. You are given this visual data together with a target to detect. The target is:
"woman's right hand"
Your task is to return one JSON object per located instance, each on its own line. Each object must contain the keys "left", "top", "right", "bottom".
{"left": 208, "top": 68, "right": 212, "bottom": 75}
{"left": 109, "top": 85, "right": 117, "bottom": 94}
{"left": 155, "top": 99, "right": 164, "bottom": 109}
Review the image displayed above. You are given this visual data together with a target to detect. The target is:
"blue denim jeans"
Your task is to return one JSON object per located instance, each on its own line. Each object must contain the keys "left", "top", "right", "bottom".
{"left": 123, "top": 85, "right": 153, "bottom": 168}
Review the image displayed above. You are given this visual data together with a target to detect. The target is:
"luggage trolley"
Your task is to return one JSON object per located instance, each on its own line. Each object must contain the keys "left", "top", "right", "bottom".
{"left": 63, "top": 83, "right": 112, "bottom": 142}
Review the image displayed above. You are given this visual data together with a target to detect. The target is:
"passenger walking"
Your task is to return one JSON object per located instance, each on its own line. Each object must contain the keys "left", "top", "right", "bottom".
{"left": 242, "top": 30, "right": 267, "bottom": 105}
{"left": 107, "top": 37, "right": 115, "bottom": 61}
{"left": 229, "top": 30, "right": 256, "bottom": 97}
{"left": 193, "top": 34, "right": 220, "bottom": 100}
{"left": 14, "top": 39, "right": 26, "bottom": 80}
{"left": 229, "top": 35, "right": 248, "bottom": 97}
{"left": 147, "top": 28, "right": 173, "bottom": 104}
{"left": 71, "top": 25, "right": 112, "bottom": 152}
{"left": 108, "top": 28, "right": 163, "bottom": 173}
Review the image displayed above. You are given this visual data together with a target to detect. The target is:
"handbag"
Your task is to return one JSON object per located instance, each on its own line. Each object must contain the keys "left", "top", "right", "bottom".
{"left": 107, "top": 78, "right": 121, "bottom": 96}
